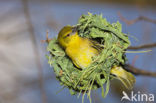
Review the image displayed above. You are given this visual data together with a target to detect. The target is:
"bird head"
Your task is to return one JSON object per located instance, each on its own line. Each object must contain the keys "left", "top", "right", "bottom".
{"left": 57, "top": 26, "right": 79, "bottom": 48}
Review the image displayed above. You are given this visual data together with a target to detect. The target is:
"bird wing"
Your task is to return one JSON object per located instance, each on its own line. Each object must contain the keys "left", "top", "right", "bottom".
{"left": 90, "top": 39, "right": 103, "bottom": 52}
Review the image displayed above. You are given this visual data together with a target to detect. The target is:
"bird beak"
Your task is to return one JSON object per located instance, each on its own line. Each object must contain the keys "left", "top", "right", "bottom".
{"left": 72, "top": 26, "right": 78, "bottom": 33}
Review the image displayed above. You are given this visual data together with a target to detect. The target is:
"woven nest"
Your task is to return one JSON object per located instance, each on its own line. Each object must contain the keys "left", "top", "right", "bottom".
{"left": 46, "top": 13, "right": 130, "bottom": 100}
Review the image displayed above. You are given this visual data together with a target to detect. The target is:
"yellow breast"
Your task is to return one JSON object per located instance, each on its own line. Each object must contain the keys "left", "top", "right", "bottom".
{"left": 65, "top": 38, "right": 98, "bottom": 69}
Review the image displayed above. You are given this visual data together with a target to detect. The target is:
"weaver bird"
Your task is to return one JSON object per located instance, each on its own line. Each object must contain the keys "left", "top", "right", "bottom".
{"left": 57, "top": 25, "right": 135, "bottom": 89}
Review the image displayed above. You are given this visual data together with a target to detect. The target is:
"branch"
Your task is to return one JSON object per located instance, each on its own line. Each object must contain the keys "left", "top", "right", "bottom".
{"left": 125, "top": 64, "right": 156, "bottom": 77}
{"left": 128, "top": 43, "right": 156, "bottom": 50}
{"left": 118, "top": 12, "right": 156, "bottom": 25}
{"left": 41, "top": 30, "right": 53, "bottom": 44}
{"left": 22, "top": 0, "right": 47, "bottom": 103}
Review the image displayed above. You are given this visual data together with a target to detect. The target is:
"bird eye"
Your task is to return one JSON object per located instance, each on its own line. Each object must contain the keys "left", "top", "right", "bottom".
{"left": 66, "top": 33, "right": 70, "bottom": 37}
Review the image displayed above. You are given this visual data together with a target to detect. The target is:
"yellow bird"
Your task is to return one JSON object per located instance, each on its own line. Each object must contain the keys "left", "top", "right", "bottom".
{"left": 57, "top": 25, "right": 135, "bottom": 89}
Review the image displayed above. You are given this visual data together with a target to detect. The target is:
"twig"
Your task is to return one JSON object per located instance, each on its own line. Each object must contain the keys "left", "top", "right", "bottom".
{"left": 125, "top": 64, "right": 156, "bottom": 77}
{"left": 118, "top": 12, "right": 156, "bottom": 25}
{"left": 132, "top": 55, "right": 139, "bottom": 66}
{"left": 41, "top": 30, "right": 53, "bottom": 44}
{"left": 22, "top": 0, "right": 47, "bottom": 103}
{"left": 128, "top": 43, "right": 156, "bottom": 50}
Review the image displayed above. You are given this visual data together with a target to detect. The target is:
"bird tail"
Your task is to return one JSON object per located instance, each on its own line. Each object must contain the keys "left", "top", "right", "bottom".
{"left": 111, "top": 66, "right": 136, "bottom": 90}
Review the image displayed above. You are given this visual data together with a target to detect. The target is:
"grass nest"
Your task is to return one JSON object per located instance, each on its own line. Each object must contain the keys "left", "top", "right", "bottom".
{"left": 46, "top": 13, "right": 130, "bottom": 102}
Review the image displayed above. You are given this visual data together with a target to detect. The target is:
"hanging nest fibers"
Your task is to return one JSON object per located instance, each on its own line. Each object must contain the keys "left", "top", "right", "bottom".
{"left": 46, "top": 13, "right": 130, "bottom": 102}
